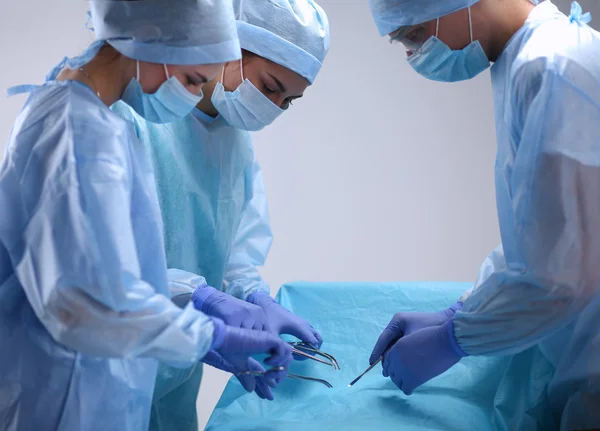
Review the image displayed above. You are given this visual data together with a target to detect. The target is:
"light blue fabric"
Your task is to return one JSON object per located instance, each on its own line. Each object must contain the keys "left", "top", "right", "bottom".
{"left": 206, "top": 282, "right": 557, "bottom": 431}
{"left": 0, "top": 81, "right": 218, "bottom": 430}
{"left": 121, "top": 63, "right": 204, "bottom": 124}
{"left": 368, "top": 0, "right": 480, "bottom": 35}
{"left": 90, "top": 0, "right": 240, "bottom": 65}
{"left": 111, "top": 102, "right": 272, "bottom": 301}
{"left": 234, "top": 0, "right": 330, "bottom": 84}
{"left": 211, "top": 80, "right": 285, "bottom": 131}
{"left": 453, "top": 2, "right": 600, "bottom": 428}
{"left": 407, "top": 18, "right": 490, "bottom": 82}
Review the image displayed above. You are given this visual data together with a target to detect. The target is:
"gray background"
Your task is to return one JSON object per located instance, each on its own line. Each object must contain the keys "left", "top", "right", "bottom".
{"left": 1, "top": 0, "right": 597, "bottom": 428}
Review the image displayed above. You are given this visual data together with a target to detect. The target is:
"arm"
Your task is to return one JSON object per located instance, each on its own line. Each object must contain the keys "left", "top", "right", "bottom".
{"left": 223, "top": 158, "right": 272, "bottom": 300}
{"left": 454, "top": 67, "right": 600, "bottom": 356}
{"left": 16, "top": 156, "right": 214, "bottom": 367}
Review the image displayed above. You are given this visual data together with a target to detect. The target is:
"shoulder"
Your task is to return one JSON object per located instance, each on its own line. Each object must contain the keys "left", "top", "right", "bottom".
{"left": 512, "top": 18, "right": 600, "bottom": 97}
{"left": 11, "top": 82, "right": 137, "bottom": 182}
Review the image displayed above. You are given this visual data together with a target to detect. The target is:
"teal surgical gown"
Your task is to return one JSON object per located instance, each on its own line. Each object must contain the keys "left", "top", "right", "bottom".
{"left": 453, "top": 2, "right": 600, "bottom": 428}
{"left": 111, "top": 102, "right": 273, "bottom": 430}
{"left": 0, "top": 81, "right": 217, "bottom": 431}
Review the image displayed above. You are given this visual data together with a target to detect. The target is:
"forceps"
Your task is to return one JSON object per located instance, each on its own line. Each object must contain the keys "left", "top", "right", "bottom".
{"left": 289, "top": 342, "right": 340, "bottom": 370}
{"left": 236, "top": 366, "right": 333, "bottom": 389}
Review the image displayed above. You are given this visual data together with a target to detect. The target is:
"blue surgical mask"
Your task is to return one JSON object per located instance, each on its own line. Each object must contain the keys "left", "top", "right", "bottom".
{"left": 407, "top": 8, "right": 490, "bottom": 82}
{"left": 211, "top": 61, "right": 284, "bottom": 132}
{"left": 121, "top": 61, "right": 203, "bottom": 124}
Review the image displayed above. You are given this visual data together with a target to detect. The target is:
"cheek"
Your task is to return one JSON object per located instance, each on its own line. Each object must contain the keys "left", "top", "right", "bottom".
{"left": 139, "top": 64, "right": 168, "bottom": 94}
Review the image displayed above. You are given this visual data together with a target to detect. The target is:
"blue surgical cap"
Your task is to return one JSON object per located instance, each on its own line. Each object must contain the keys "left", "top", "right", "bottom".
{"left": 90, "top": 0, "right": 241, "bottom": 65}
{"left": 368, "top": 0, "right": 480, "bottom": 36}
{"left": 234, "top": 0, "right": 330, "bottom": 84}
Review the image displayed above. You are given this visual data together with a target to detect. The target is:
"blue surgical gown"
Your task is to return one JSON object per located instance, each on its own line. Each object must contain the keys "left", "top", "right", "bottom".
{"left": 0, "top": 81, "right": 217, "bottom": 431}
{"left": 453, "top": 2, "right": 600, "bottom": 427}
{"left": 110, "top": 102, "right": 273, "bottom": 430}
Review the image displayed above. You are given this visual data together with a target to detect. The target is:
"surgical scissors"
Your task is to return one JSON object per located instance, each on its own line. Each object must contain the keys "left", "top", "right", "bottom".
{"left": 236, "top": 367, "right": 333, "bottom": 389}
{"left": 289, "top": 342, "right": 340, "bottom": 370}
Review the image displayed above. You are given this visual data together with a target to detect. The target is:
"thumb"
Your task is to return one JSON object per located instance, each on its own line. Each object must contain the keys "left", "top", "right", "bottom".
{"left": 370, "top": 326, "right": 403, "bottom": 364}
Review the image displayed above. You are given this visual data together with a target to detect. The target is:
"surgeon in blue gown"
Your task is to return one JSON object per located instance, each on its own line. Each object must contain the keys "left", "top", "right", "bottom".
{"left": 0, "top": 2, "right": 293, "bottom": 430}
{"left": 367, "top": 0, "right": 600, "bottom": 428}
{"left": 113, "top": 0, "right": 330, "bottom": 427}
{"left": 112, "top": 0, "right": 330, "bottom": 428}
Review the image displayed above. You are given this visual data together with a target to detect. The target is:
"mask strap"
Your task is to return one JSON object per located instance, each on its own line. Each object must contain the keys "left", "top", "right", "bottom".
{"left": 136, "top": 60, "right": 141, "bottom": 81}
{"left": 163, "top": 64, "right": 170, "bottom": 79}
{"left": 468, "top": 6, "right": 474, "bottom": 42}
{"left": 435, "top": 18, "right": 440, "bottom": 38}
{"left": 239, "top": 58, "right": 245, "bottom": 82}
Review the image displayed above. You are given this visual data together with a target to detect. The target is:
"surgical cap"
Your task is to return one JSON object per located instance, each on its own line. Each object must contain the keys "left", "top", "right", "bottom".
{"left": 90, "top": 0, "right": 241, "bottom": 65}
{"left": 368, "top": 0, "right": 480, "bottom": 36}
{"left": 234, "top": 0, "right": 330, "bottom": 84}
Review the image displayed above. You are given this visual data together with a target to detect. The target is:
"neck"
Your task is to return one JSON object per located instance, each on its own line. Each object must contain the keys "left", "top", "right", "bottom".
{"left": 56, "top": 46, "right": 134, "bottom": 107}
{"left": 479, "top": 0, "right": 536, "bottom": 61}
{"left": 195, "top": 77, "right": 220, "bottom": 117}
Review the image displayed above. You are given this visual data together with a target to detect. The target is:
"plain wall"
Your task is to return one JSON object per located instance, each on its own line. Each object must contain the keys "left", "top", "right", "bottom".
{"left": 1, "top": 0, "right": 598, "bottom": 429}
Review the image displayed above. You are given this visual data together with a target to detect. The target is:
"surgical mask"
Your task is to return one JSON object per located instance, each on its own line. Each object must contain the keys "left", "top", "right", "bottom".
{"left": 121, "top": 61, "right": 203, "bottom": 124}
{"left": 211, "top": 60, "right": 284, "bottom": 132}
{"left": 407, "top": 7, "right": 490, "bottom": 82}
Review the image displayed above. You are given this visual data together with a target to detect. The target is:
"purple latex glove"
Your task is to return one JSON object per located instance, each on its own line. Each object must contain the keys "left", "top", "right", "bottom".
{"left": 202, "top": 351, "right": 284, "bottom": 400}
{"left": 382, "top": 320, "right": 468, "bottom": 395}
{"left": 370, "top": 302, "right": 462, "bottom": 364}
{"left": 193, "top": 284, "right": 268, "bottom": 330}
{"left": 247, "top": 291, "right": 323, "bottom": 353}
{"left": 209, "top": 317, "right": 292, "bottom": 393}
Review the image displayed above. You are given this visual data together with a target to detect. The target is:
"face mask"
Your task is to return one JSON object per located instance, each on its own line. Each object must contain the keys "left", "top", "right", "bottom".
{"left": 211, "top": 60, "right": 284, "bottom": 132}
{"left": 121, "top": 61, "right": 203, "bottom": 124}
{"left": 407, "top": 7, "right": 490, "bottom": 82}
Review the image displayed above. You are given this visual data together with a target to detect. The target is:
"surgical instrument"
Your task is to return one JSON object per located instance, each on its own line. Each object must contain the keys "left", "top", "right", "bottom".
{"left": 347, "top": 356, "right": 382, "bottom": 387}
{"left": 289, "top": 342, "right": 340, "bottom": 370}
{"left": 236, "top": 367, "right": 333, "bottom": 389}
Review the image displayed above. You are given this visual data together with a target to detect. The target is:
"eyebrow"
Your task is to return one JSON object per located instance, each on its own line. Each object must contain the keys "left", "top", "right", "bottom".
{"left": 267, "top": 73, "right": 287, "bottom": 94}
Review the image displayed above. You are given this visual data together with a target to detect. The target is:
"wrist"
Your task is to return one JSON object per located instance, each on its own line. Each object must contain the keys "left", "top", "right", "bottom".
{"left": 442, "top": 320, "right": 469, "bottom": 358}
{"left": 192, "top": 283, "right": 217, "bottom": 311}
{"left": 209, "top": 317, "right": 226, "bottom": 350}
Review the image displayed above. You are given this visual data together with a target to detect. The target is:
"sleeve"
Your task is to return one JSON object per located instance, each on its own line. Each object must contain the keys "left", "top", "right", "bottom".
{"left": 454, "top": 66, "right": 600, "bottom": 356}
{"left": 222, "top": 158, "right": 273, "bottom": 300}
{"left": 15, "top": 154, "right": 214, "bottom": 367}
{"left": 458, "top": 244, "right": 505, "bottom": 304}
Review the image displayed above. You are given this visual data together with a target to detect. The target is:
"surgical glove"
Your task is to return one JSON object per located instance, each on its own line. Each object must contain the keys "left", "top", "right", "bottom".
{"left": 370, "top": 302, "right": 462, "bottom": 364}
{"left": 247, "top": 291, "right": 323, "bottom": 353}
{"left": 193, "top": 284, "right": 268, "bottom": 330}
{"left": 202, "top": 350, "right": 283, "bottom": 400}
{"left": 382, "top": 320, "right": 468, "bottom": 395}
{"left": 209, "top": 317, "right": 292, "bottom": 393}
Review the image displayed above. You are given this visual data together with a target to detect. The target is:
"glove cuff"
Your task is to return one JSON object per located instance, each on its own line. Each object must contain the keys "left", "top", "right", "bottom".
{"left": 209, "top": 317, "right": 226, "bottom": 350}
{"left": 442, "top": 320, "right": 469, "bottom": 358}
{"left": 192, "top": 283, "right": 217, "bottom": 312}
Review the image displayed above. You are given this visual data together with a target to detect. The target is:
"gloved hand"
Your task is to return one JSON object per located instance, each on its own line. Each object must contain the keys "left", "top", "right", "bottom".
{"left": 202, "top": 351, "right": 284, "bottom": 400}
{"left": 193, "top": 284, "right": 268, "bottom": 330}
{"left": 382, "top": 320, "right": 468, "bottom": 395}
{"left": 247, "top": 291, "right": 323, "bottom": 357}
{"left": 209, "top": 317, "right": 292, "bottom": 393}
{"left": 370, "top": 302, "right": 462, "bottom": 364}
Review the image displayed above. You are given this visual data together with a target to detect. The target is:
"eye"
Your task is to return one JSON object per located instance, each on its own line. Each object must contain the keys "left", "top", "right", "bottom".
{"left": 262, "top": 83, "right": 277, "bottom": 95}
{"left": 186, "top": 75, "right": 200, "bottom": 87}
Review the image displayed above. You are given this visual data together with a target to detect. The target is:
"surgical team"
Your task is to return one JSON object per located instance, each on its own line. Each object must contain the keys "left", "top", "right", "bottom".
{"left": 0, "top": 0, "right": 598, "bottom": 429}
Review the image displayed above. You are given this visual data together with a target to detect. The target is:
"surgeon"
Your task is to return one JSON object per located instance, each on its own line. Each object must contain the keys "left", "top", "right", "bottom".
{"left": 0, "top": 2, "right": 293, "bottom": 430}
{"left": 111, "top": 0, "right": 330, "bottom": 427}
{"left": 367, "top": 0, "right": 600, "bottom": 427}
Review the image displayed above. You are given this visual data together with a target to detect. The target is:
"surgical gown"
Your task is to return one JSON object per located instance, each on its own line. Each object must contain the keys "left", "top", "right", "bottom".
{"left": 453, "top": 2, "right": 600, "bottom": 428}
{"left": 110, "top": 102, "right": 273, "bottom": 430}
{"left": 0, "top": 81, "right": 217, "bottom": 431}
